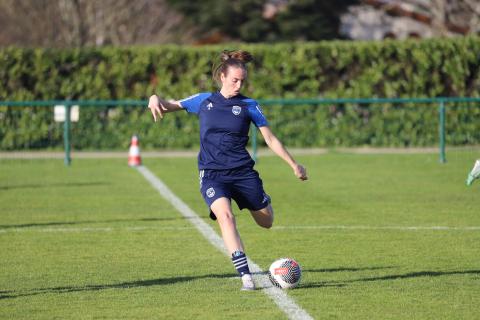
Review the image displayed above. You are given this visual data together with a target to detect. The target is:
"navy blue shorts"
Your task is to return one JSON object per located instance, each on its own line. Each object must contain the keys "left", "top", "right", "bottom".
{"left": 199, "top": 166, "right": 271, "bottom": 214}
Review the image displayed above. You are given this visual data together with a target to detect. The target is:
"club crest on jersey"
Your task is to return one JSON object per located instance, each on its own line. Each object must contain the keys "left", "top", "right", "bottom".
{"left": 232, "top": 105, "right": 242, "bottom": 115}
{"left": 206, "top": 187, "right": 215, "bottom": 198}
{"left": 207, "top": 102, "right": 213, "bottom": 110}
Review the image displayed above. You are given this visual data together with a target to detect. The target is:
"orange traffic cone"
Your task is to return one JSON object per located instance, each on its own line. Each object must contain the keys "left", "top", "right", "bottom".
{"left": 128, "top": 135, "right": 142, "bottom": 167}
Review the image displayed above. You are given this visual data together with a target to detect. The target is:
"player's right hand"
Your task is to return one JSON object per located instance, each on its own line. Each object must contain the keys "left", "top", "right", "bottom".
{"left": 148, "top": 95, "right": 167, "bottom": 122}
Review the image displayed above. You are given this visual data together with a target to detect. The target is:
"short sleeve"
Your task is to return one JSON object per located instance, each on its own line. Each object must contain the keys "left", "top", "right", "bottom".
{"left": 247, "top": 100, "right": 269, "bottom": 127}
{"left": 179, "top": 93, "right": 211, "bottom": 114}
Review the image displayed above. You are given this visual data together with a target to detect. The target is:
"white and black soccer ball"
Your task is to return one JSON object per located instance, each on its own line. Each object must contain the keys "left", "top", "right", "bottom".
{"left": 268, "top": 258, "right": 302, "bottom": 289}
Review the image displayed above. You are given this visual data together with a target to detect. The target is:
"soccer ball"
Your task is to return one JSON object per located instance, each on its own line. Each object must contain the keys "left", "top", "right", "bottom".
{"left": 268, "top": 258, "right": 302, "bottom": 289}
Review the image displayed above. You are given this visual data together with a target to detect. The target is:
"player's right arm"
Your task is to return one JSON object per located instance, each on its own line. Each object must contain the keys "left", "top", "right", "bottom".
{"left": 148, "top": 94, "right": 183, "bottom": 122}
{"left": 148, "top": 93, "right": 211, "bottom": 122}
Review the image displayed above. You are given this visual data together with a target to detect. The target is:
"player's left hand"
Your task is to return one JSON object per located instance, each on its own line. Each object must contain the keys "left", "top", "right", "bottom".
{"left": 293, "top": 164, "right": 308, "bottom": 181}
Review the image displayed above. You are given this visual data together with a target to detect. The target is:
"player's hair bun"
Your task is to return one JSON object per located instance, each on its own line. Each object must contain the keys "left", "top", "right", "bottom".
{"left": 221, "top": 50, "right": 253, "bottom": 64}
{"left": 213, "top": 49, "right": 254, "bottom": 87}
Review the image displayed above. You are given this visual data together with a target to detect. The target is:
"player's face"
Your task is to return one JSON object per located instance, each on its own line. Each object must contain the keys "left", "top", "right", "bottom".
{"left": 220, "top": 66, "right": 247, "bottom": 98}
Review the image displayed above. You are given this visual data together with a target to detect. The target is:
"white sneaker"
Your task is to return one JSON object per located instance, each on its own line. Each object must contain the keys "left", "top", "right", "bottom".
{"left": 241, "top": 274, "right": 256, "bottom": 291}
{"left": 466, "top": 160, "right": 480, "bottom": 186}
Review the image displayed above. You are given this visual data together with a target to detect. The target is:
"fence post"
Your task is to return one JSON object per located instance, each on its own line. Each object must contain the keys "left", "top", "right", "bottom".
{"left": 64, "top": 104, "right": 72, "bottom": 166}
{"left": 438, "top": 100, "right": 446, "bottom": 163}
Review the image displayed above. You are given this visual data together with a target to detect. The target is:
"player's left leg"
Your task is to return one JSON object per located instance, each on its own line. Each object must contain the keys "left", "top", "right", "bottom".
{"left": 231, "top": 167, "right": 273, "bottom": 228}
{"left": 250, "top": 204, "right": 274, "bottom": 229}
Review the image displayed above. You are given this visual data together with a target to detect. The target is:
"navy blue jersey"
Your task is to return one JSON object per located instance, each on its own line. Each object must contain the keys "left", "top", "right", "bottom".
{"left": 180, "top": 92, "right": 268, "bottom": 170}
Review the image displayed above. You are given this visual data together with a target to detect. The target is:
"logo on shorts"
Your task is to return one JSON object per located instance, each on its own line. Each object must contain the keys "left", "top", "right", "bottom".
{"left": 262, "top": 193, "right": 270, "bottom": 203}
{"left": 206, "top": 187, "right": 215, "bottom": 198}
{"left": 199, "top": 170, "right": 204, "bottom": 189}
{"left": 232, "top": 105, "right": 241, "bottom": 115}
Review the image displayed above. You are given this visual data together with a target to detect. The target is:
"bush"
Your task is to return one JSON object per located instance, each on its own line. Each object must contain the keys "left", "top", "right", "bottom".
{"left": 1, "top": 37, "right": 479, "bottom": 150}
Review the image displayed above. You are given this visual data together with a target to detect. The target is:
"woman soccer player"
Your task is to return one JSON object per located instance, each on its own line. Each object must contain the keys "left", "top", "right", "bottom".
{"left": 147, "top": 50, "right": 307, "bottom": 290}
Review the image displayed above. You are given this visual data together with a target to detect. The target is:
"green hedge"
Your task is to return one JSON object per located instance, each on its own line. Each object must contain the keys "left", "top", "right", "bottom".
{"left": 1, "top": 37, "right": 479, "bottom": 150}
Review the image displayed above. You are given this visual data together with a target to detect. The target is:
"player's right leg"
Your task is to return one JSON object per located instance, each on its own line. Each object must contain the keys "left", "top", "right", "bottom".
{"left": 210, "top": 197, "right": 244, "bottom": 254}
{"left": 200, "top": 170, "right": 255, "bottom": 290}
{"left": 211, "top": 198, "right": 255, "bottom": 291}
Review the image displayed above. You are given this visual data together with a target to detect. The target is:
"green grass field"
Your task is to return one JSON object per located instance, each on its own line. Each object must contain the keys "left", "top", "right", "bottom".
{"left": 1, "top": 151, "right": 479, "bottom": 319}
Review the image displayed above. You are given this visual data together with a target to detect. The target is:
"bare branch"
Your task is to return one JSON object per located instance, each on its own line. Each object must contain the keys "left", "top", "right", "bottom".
{"left": 0, "top": 0, "right": 194, "bottom": 47}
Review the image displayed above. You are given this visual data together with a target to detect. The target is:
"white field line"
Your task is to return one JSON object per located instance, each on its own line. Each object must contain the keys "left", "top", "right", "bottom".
{"left": 4, "top": 146, "right": 479, "bottom": 159}
{"left": 136, "top": 165, "right": 314, "bottom": 320}
{"left": 2, "top": 224, "right": 480, "bottom": 235}
{"left": 0, "top": 226, "right": 196, "bottom": 234}
{"left": 272, "top": 225, "right": 480, "bottom": 231}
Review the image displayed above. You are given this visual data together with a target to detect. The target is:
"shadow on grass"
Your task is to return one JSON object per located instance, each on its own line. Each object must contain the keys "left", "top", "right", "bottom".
{"left": 298, "top": 266, "right": 396, "bottom": 289}
{"left": 0, "top": 272, "right": 238, "bottom": 300}
{"left": 352, "top": 270, "right": 480, "bottom": 282}
{"left": 303, "top": 266, "right": 397, "bottom": 273}
{"left": 299, "top": 269, "right": 480, "bottom": 289}
{"left": 0, "top": 181, "right": 109, "bottom": 191}
{"left": 0, "top": 217, "right": 188, "bottom": 229}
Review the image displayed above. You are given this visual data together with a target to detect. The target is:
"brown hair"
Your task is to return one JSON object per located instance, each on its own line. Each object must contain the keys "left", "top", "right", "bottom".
{"left": 213, "top": 50, "right": 253, "bottom": 85}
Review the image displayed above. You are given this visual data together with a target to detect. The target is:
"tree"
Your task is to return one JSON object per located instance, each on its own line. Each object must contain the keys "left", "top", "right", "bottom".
{"left": 167, "top": 0, "right": 358, "bottom": 43}
{"left": 0, "top": 0, "right": 193, "bottom": 47}
{"left": 274, "top": 0, "right": 358, "bottom": 40}
{"left": 167, "top": 0, "right": 272, "bottom": 43}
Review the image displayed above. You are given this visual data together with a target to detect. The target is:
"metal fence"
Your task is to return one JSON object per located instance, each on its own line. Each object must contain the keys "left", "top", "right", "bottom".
{"left": 3, "top": 97, "right": 480, "bottom": 165}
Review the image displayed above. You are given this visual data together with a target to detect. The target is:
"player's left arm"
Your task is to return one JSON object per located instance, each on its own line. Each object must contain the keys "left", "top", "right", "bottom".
{"left": 258, "top": 126, "right": 308, "bottom": 181}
